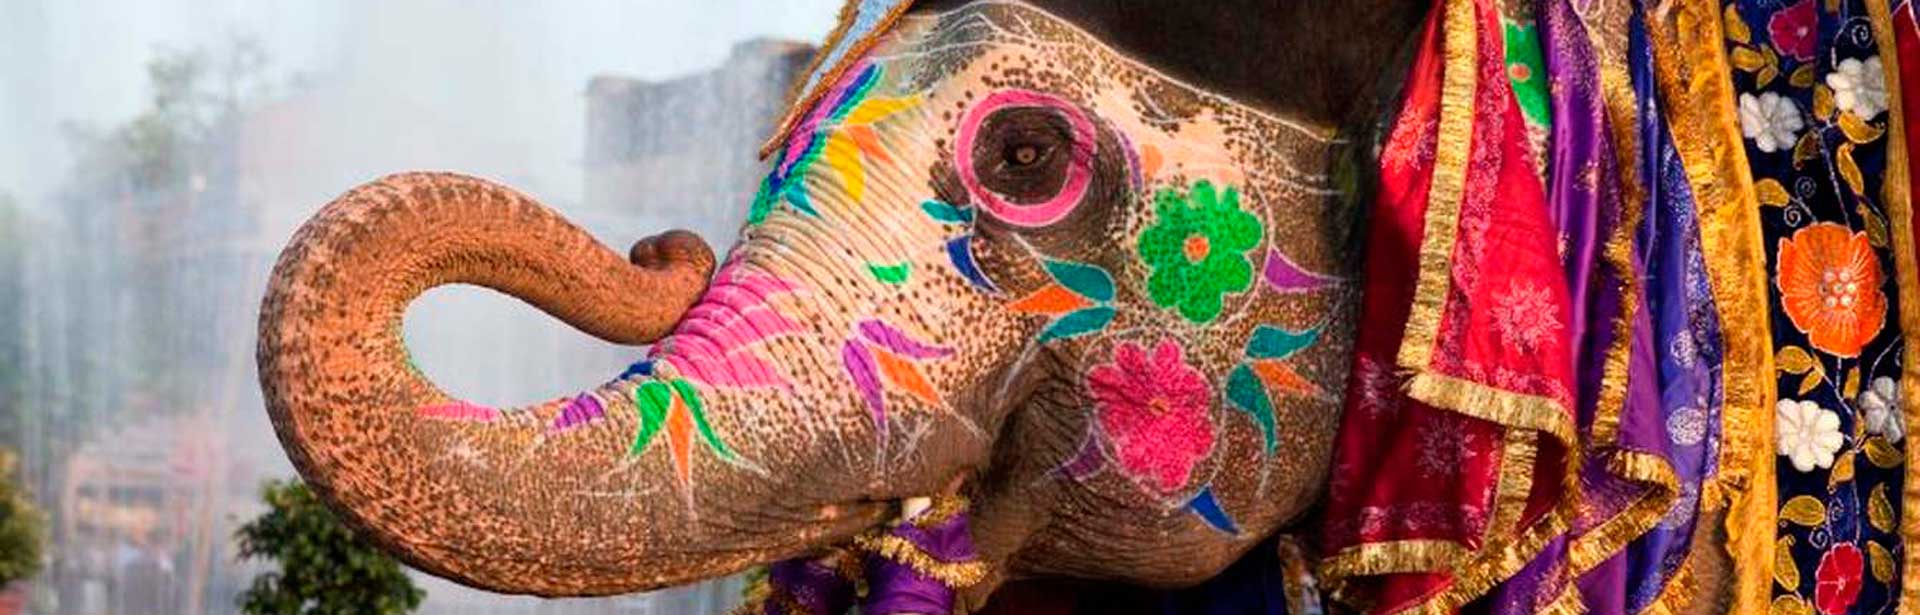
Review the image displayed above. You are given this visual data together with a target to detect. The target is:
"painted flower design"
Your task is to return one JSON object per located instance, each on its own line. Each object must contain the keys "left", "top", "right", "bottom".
{"left": 1814, "top": 543, "right": 1864, "bottom": 615}
{"left": 1139, "top": 181, "right": 1263, "bottom": 323}
{"left": 1777, "top": 223, "right": 1886, "bottom": 357}
{"left": 1086, "top": 339, "right": 1215, "bottom": 495}
{"left": 1776, "top": 398, "right": 1844, "bottom": 473}
{"left": 1860, "top": 376, "right": 1904, "bottom": 444}
{"left": 1739, "top": 92, "right": 1805, "bottom": 153}
{"left": 1767, "top": 0, "right": 1818, "bottom": 62}
{"left": 1827, "top": 56, "right": 1889, "bottom": 120}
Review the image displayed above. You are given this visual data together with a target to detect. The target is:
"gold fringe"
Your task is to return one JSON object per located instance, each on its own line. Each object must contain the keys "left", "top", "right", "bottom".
{"left": 1643, "top": 1, "right": 1778, "bottom": 613}
{"left": 758, "top": 0, "right": 919, "bottom": 159}
{"left": 1538, "top": 583, "right": 1590, "bottom": 615}
{"left": 1638, "top": 548, "right": 1702, "bottom": 615}
{"left": 1565, "top": 450, "right": 1681, "bottom": 574}
{"left": 910, "top": 495, "right": 969, "bottom": 528}
{"left": 1403, "top": 372, "right": 1579, "bottom": 452}
{"left": 1319, "top": 539, "right": 1472, "bottom": 578}
{"left": 853, "top": 532, "right": 990, "bottom": 588}
{"left": 1394, "top": 0, "right": 1481, "bottom": 375}
{"left": 1863, "top": 3, "right": 1920, "bottom": 614}
{"left": 728, "top": 577, "right": 810, "bottom": 615}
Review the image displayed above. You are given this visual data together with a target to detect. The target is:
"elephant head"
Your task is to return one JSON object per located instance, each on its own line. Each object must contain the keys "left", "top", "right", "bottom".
{"left": 258, "top": 0, "right": 1420, "bottom": 601}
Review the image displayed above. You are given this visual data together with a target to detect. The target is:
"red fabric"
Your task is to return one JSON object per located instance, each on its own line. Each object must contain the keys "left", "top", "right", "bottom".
{"left": 1319, "top": 0, "right": 1574, "bottom": 612}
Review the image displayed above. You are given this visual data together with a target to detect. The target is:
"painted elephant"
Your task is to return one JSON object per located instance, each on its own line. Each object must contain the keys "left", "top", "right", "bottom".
{"left": 256, "top": 0, "right": 1426, "bottom": 608}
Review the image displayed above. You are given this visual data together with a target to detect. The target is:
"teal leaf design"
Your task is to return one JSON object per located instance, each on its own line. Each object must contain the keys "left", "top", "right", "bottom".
{"left": 1037, "top": 307, "right": 1115, "bottom": 343}
{"left": 632, "top": 381, "right": 673, "bottom": 454}
{"left": 868, "top": 262, "right": 911, "bottom": 285}
{"left": 920, "top": 199, "right": 974, "bottom": 224}
{"left": 1226, "top": 365, "right": 1277, "bottom": 455}
{"left": 1044, "top": 260, "right": 1115, "bottom": 303}
{"left": 1246, "top": 325, "right": 1319, "bottom": 360}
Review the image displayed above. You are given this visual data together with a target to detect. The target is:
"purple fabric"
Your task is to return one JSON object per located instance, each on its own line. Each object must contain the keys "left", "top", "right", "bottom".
{"left": 1483, "top": 2, "right": 1725, "bottom": 612}
{"left": 862, "top": 558, "right": 955, "bottom": 615}
{"left": 861, "top": 512, "right": 978, "bottom": 615}
{"left": 766, "top": 557, "right": 856, "bottom": 615}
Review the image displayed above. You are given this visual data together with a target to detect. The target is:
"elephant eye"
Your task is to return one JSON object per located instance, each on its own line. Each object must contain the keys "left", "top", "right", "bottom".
{"left": 955, "top": 90, "right": 1097, "bottom": 228}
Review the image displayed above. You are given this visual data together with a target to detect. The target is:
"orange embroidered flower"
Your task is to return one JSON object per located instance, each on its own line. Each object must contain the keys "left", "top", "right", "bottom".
{"left": 1777, "top": 223, "right": 1886, "bottom": 357}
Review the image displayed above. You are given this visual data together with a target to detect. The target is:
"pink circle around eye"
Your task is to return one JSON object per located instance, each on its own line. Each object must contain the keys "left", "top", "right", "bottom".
{"left": 954, "top": 89, "right": 1098, "bottom": 227}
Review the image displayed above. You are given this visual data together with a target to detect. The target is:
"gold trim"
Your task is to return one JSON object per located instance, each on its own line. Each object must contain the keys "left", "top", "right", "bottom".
{"left": 1319, "top": 539, "right": 1472, "bottom": 578}
{"left": 1394, "top": 0, "right": 1480, "bottom": 375}
{"left": 1644, "top": 1, "right": 1778, "bottom": 613}
{"left": 910, "top": 495, "right": 969, "bottom": 528}
{"left": 1538, "top": 583, "right": 1588, "bottom": 615}
{"left": 853, "top": 532, "right": 990, "bottom": 588}
{"left": 759, "top": 0, "right": 920, "bottom": 159}
{"left": 1640, "top": 547, "right": 1702, "bottom": 615}
{"left": 1403, "top": 372, "right": 1579, "bottom": 449}
{"left": 1864, "top": 3, "right": 1920, "bottom": 613}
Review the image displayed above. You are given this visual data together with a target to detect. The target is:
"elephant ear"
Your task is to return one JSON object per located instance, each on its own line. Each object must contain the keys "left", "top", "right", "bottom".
{"left": 760, "top": 0, "right": 917, "bottom": 158}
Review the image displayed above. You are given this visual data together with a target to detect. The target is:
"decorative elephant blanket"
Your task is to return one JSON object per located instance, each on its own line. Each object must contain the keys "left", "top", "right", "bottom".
{"left": 746, "top": 0, "right": 1920, "bottom": 613}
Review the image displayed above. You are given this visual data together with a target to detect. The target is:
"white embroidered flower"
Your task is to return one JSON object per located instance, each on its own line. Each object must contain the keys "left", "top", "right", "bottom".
{"left": 1739, "top": 92, "right": 1805, "bottom": 153}
{"left": 1776, "top": 398, "right": 1844, "bottom": 473}
{"left": 1668, "top": 404, "right": 1708, "bottom": 447}
{"left": 1827, "top": 56, "right": 1888, "bottom": 120}
{"left": 1859, "top": 376, "right": 1904, "bottom": 444}
{"left": 1491, "top": 281, "right": 1561, "bottom": 351}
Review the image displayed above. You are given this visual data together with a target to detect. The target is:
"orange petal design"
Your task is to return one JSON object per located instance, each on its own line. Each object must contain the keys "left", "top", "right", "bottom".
{"left": 1776, "top": 223, "right": 1886, "bottom": 357}
{"left": 1008, "top": 284, "right": 1092, "bottom": 315}
{"left": 846, "top": 125, "right": 892, "bottom": 165}
{"left": 1141, "top": 143, "right": 1163, "bottom": 177}
{"left": 1252, "top": 360, "right": 1318, "bottom": 397}
{"left": 666, "top": 395, "right": 695, "bottom": 485}
{"left": 873, "top": 348, "right": 941, "bottom": 406}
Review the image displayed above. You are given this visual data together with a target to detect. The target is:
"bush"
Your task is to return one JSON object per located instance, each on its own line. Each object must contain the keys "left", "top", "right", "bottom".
{"left": 0, "top": 449, "right": 45, "bottom": 587}
{"left": 235, "top": 479, "right": 424, "bottom": 615}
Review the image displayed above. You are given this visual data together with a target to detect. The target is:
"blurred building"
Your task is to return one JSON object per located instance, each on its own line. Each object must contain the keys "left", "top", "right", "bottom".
{"left": 14, "top": 32, "right": 816, "bottom": 615}
{"left": 583, "top": 38, "right": 814, "bottom": 244}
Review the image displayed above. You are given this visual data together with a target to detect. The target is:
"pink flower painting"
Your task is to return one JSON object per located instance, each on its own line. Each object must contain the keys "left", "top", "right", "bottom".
{"left": 1086, "top": 339, "right": 1216, "bottom": 495}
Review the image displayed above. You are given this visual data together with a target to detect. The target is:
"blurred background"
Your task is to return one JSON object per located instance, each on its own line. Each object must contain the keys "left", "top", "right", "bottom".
{"left": 0, "top": 1, "right": 843, "bottom": 612}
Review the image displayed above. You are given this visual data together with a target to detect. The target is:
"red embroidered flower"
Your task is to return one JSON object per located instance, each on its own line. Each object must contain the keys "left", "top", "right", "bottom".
{"left": 1769, "top": 0, "right": 1818, "bottom": 62}
{"left": 1086, "top": 339, "right": 1215, "bottom": 495}
{"left": 1814, "top": 543, "right": 1864, "bottom": 615}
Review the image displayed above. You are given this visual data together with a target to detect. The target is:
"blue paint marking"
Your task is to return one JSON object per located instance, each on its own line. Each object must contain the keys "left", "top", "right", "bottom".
{"left": 618, "top": 358, "right": 656, "bottom": 381}
{"left": 1186, "top": 486, "right": 1240, "bottom": 535}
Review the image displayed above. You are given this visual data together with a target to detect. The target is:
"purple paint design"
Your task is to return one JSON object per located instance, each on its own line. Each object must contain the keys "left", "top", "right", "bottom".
{"left": 1261, "top": 248, "right": 1340, "bottom": 292}
{"left": 1115, "top": 129, "right": 1144, "bottom": 192}
{"left": 857, "top": 319, "right": 953, "bottom": 360}
{"left": 955, "top": 89, "right": 1098, "bottom": 227}
{"left": 549, "top": 393, "right": 606, "bottom": 433}
{"left": 418, "top": 401, "right": 500, "bottom": 422}
{"left": 842, "top": 340, "right": 887, "bottom": 435}
{"left": 1053, "top": 433, "right": 1106, "bottom": 481}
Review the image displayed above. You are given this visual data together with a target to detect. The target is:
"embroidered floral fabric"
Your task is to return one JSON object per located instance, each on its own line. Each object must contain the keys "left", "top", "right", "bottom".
{"left": 1724, "top": 1, "right": 1910, "bottom": 613}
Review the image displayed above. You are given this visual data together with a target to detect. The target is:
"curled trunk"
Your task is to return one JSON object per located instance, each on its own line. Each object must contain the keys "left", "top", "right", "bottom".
{"left": 258, "top": 173, "right": 821, "bottom": 595}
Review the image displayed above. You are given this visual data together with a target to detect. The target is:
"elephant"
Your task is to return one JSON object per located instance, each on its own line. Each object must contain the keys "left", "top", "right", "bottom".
{"left": 255, "top": 0, "right": 1432, "bottom": 609}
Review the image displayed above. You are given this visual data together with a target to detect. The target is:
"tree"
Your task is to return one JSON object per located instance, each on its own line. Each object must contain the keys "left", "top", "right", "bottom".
{"left": 234, "top": 480, "right": 424, "bottom": 615}
{"left": 0, "top": 448, "right": 46, "bottom": 587}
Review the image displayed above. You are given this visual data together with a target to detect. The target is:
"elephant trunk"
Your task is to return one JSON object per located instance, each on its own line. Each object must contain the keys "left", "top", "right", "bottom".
{"left": 258, "top": 172, "right": 857, "bottom": 596}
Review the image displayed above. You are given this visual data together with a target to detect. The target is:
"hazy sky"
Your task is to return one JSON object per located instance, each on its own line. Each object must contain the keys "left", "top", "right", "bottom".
{"left": 0, "top": 0, "right": 843, "bottom": 207}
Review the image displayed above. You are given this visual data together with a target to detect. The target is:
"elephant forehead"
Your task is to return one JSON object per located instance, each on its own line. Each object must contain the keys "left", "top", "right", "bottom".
{"left": 839, "top": 2, "right": 1337, "bottom": 151}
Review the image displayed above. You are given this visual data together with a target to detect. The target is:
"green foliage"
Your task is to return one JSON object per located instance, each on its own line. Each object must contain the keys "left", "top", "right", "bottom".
{"left": 235, "top": 480, "right": 423, "bottom": 615}
{"left": 0, "top": 449, "right": 46, "bottom": 586}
